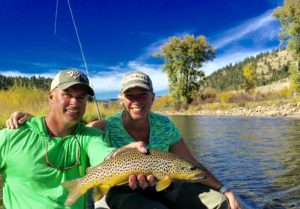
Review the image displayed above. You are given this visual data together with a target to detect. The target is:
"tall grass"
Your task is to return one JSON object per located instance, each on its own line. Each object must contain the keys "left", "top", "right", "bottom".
{"left": 84, "top": 100, "right": 122, "bottom": 123}
{"left": 1, "top": 84, "right": 297, "bottom": 128}
{"left": 0, "top": 86, "right": 123, "bottom": 128}
{"left": 0, "top": 85, "right": 49, "bottom": 128}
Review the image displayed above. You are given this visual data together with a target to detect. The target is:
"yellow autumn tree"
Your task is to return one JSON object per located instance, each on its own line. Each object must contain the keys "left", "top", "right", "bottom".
{"left": 243, "top": 63, "right": 256, "bottom": 93}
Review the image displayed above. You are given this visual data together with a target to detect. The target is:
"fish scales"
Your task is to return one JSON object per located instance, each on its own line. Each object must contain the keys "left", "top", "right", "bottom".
{"left": 83, "top": 149, "right": 175, "bottom": 185}
{"left": 62, "top": 149, "right": 205, "bottom": 206}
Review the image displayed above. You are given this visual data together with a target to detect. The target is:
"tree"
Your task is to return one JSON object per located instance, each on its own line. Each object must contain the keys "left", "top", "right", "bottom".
{"left": 289, "top": 64, "right": 300, "bottom": 94}
{"left": 273, "top": 0, "right": 300, "bottom": 60}
{"left": 273, "top": 0, "right": 300, "bottom": 93}
{"left": 153, "top": 34, "right": 215, "bottom": 104}
{"left": 243, "top": 63, "right": 257, "bottom": 92}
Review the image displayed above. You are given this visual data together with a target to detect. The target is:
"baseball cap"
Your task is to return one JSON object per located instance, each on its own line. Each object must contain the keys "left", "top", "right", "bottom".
{"left": 50, "top": 69, "right": 95, "bottom": 96}
{"left": 120, "top": 71, "right": 153, "bottom": 94}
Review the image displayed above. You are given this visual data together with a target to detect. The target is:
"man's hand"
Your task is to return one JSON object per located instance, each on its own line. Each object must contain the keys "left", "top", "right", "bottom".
{"left": 6, "top": 112, "right": 32, "bottom": 129}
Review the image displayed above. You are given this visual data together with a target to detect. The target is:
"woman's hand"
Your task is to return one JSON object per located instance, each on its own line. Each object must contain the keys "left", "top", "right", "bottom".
{"left": 6, "top": 112, "right": 32, "bottom": 129}
{"left": 112, "top": 141, "right": 158, "bottom": 190}
{"left": 128, "top": 174, "right": 157, "bottom": 190}
{"left": 225, "top": 190, "right": 241, "bottom": 209}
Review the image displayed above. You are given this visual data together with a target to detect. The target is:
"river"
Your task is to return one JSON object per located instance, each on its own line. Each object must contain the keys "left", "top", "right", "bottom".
{"left": 0, "top": 116, "right": 299, "bottom": 208}
{"left": 169, "top": 115, "right": 300, "bottom": 209}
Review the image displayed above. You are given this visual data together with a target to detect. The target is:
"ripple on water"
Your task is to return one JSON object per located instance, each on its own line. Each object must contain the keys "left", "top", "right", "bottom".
{"left": 170, "top": 115, "right": 300, "bottom": 209}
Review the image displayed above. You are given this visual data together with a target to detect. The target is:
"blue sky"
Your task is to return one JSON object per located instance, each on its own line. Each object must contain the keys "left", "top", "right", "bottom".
{"left": 0, "top": 0, "right": 283, "bottom": 99}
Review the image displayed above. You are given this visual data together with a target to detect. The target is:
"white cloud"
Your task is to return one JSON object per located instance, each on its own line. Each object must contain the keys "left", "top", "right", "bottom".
{"left": 90, "top": 61, "right": 168, "bottom": 95}
{"left": 135, "top": 9, "right": 280, "bottom": 78}
{"left": 203, "top": 9, "right": 280, "bottom": 75}
{"left": 127, "top": 61, "right": 168, "bottom": 92}
{"left": 137, "top": 31, "right": 192, "bottom": 61}
{"left": 212, "top": 10, "right": 278, "bottom": 49}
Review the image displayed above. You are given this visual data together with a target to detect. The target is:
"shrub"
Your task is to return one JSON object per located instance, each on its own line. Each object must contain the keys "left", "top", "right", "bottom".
{"left": 199, "top": 87, "right": 217, "bottom": 101}
{"left": 182, "top": 104, "right": 189, "bottom": 111}
{"left": 219, "top": 92, "right": 234, "bottom": 104}
{"left": 228, "top": 93, "right": 253, "bottom": 103}
{"left": 173, "top": 104, "right": 181, "bottom": 111}
{"left": 276, "top": 87, "right": 292, "bottom": 98}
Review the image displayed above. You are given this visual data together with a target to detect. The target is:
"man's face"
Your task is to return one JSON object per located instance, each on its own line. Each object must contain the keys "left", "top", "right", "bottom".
{"left": 49, "top": 84, "right": 88, "bottom": 124}
{"left": 121, "top": 87, "right": 154, "bottom": 120}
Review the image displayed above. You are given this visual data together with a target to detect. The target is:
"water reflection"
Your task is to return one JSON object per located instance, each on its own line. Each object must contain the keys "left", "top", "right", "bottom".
{"left": 169, "top": 115, "right": 300, "bottom": 209}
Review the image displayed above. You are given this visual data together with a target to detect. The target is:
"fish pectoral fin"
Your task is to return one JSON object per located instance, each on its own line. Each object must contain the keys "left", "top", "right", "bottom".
{"left": 93, "top": 185, "right": 111, "bottom": 201}
{"left": 155, "top": 176, "right": 172, "bottom": 192}
{"left": 116, "top": 181, "right": 128, "bottom": 186}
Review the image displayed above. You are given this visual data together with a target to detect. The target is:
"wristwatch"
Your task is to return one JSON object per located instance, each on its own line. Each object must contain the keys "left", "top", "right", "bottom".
{"left": 219, "top": 184, "right": 231, "bottom": 193}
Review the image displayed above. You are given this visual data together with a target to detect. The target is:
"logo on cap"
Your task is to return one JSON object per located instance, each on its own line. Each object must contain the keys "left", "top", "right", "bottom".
{"left": 66, "top": 70, "right": 88, "bottom": 83}
{"left": 120, "top": 71, "right": 153, "bottom": 94}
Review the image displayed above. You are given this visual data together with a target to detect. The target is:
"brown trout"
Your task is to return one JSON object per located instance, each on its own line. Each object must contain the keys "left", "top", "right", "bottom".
{"left": 62, "top": 149, "right": 206, "bottom": 206}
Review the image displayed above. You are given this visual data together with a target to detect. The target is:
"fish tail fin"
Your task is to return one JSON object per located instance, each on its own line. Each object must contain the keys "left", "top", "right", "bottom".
{"left": 93, "top": 185, "right": 111, "bottom": 201}
{"left": 62, "top": 179, "right": 85, "bottom": 207}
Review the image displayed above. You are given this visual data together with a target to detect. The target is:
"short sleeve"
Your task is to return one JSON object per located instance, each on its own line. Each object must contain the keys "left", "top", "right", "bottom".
{"left": 167, "top": 118, "right": 182, "bottom": 145}
{"left": 0, "top": 129, "right": 9, "bottom": 170}
{"left": 85, "top": 130, "right": 115, "bottom": 166}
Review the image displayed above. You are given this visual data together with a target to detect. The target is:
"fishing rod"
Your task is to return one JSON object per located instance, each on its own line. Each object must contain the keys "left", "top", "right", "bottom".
{"left": 55, "top": 0, "right": 103, "bottom": 120}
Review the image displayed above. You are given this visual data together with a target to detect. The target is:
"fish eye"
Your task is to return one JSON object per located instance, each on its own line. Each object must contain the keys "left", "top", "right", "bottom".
{"left": 190, "top": 167, "right": 197, "bottom": 171}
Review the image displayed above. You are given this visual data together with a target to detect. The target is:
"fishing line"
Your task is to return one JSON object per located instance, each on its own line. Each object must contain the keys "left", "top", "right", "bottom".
{"left": 54, "top": 0, "right": 59, "bottom": 35}
{"left": 63, "top": 0, "right": 102, "bottom": 119}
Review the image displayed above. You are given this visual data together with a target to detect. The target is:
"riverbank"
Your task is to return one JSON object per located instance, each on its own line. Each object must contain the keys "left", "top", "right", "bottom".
{"left": 160, "top": 102, "right": 300, "bottom": 118}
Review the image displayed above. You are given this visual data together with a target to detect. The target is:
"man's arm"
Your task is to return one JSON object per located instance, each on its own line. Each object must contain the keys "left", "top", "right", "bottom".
{"left": 7, "top": 112, "right": 158, "bottom": 190}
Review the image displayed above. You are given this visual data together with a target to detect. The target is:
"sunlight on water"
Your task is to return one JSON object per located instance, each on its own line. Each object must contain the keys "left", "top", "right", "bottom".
{"left": 170, "top": 115, "right": 300, "bottom": 209}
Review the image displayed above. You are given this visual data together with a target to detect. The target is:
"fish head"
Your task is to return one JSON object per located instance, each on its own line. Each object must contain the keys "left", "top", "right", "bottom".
{"left": 170, "top": 158, "right": 206, "bottom": 181}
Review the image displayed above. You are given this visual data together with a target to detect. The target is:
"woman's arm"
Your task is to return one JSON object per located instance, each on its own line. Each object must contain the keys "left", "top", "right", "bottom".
{"left": 170, "top": 139, "right": 241, "bottom": 209}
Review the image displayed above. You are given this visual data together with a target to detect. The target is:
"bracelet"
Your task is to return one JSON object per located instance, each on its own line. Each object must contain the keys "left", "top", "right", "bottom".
{"left": 219, "top": 184, "right": 231, "bottom": 193}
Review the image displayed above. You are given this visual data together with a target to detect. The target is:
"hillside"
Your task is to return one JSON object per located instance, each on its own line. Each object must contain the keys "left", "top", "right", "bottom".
{"left": 204, "top": 48, "right": 293, "bottom": 91}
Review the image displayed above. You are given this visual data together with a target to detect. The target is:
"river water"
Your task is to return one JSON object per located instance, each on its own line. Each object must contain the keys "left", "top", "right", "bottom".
{"left": 169, "top": 115, "right": 300, "bottom": 209}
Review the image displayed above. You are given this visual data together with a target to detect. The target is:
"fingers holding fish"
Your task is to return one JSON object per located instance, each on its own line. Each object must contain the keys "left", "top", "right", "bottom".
{"left": 111, "top": 141, "right": 148, "bottom": 157}
{"left": 147, "top": 174, "right": 157, "bottom": 187}
{"left": 128, "top": 174, "right": 157, "bottom": 190}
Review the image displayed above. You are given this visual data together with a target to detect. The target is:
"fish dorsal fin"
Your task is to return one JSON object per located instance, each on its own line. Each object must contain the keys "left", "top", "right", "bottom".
{"left": 93, "top": 185, "right": 111, "bottom": 201}
{"left": 156, "top": 176, "right": 172, "bottom": 192}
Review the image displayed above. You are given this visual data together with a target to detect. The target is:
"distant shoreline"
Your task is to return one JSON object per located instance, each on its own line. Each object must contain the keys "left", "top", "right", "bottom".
{"left": 160, "top": 102, "right": 300, "bottom": 118}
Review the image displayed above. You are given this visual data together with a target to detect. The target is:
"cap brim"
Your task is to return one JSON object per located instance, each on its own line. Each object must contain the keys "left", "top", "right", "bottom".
{"left": 120, "top": 83, "right": 151, "bottom": 94}
{"left": 58, "top": 82, "right": 95, "bottom": 96}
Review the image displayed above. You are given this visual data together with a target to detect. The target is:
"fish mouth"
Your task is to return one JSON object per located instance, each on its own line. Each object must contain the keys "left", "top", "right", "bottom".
{"left": 189, "top": 172, "right": 207, "bottom": 181}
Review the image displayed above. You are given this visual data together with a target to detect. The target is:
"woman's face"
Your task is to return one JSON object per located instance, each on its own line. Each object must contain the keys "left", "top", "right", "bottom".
{"left": 121, "top": 87, "right": 154, "bottom": 121}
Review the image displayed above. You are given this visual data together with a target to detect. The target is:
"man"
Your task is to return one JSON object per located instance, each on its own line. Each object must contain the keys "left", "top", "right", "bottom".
{"left": 1, "top": 69, "right": 146, "bottom": 209}
{"left": 7, "top": 71, "right": 241, "bottom": 209}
